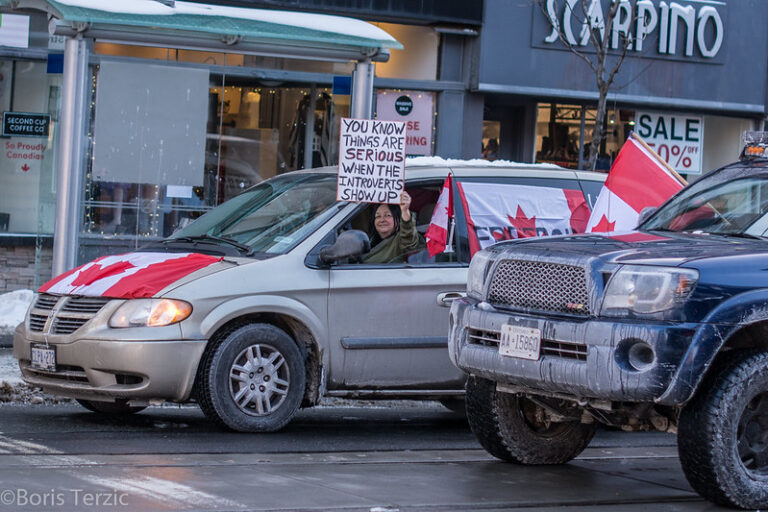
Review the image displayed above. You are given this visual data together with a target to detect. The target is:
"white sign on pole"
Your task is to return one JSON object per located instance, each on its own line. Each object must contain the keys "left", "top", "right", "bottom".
{"left": 338, "top": 117, "right": 406, "bottom": 204}
{"left": 0, "top": 14, "right": 29, "bottom": 49}
{"left": 635, "top": 112, "right": 703, "bottom": 174}
{"left": 376, "top": 90, "right": 433, "bottom": 156}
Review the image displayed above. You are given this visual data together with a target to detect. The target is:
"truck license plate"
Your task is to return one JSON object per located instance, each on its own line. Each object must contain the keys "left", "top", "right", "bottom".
{"left": 30, "top": 344, "right": 56, "bottom": 371}
{"left": 499, "top": 324, "right": 541, "bottom": 360}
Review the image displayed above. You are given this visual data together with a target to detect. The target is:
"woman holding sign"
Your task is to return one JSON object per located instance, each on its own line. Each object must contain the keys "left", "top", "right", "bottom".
{"left": 363, "top": 191, "right": 425, "bottom": 264}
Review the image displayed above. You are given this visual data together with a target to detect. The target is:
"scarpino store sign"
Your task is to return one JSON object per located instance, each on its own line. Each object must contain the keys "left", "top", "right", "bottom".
{"left": 635, "top": 112, "right": 703, "bottom": 174}
{"left": 376, "top": 90, "right": 434, "bottom": 156}
{"left": 3, "top": 112, "right": 50, "bottom": 138}
{"left": 537, "top": 0, "right": 725, "bottom": 61}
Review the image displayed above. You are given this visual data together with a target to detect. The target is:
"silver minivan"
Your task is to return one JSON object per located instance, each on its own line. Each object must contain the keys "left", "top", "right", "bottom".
{"left": 14, "top": 159, "right": 605, "bottom": 431}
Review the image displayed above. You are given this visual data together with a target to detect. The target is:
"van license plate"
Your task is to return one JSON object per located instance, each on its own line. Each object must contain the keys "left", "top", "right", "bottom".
{"left": 30, "top": 344, "right": 56, "bottom": 371}
{"left": 499, "top": 325, "right": 541, "bottom": 361}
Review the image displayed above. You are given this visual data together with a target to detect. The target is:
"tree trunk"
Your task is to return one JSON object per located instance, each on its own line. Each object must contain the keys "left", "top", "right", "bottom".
{"left": 587, "top": 84, "right": 610, "bottom": 172}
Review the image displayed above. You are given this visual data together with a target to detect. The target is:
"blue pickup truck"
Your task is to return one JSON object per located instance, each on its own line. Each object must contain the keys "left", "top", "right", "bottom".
{"left": 448, "top": 133, "right": 768, "bottom": 509}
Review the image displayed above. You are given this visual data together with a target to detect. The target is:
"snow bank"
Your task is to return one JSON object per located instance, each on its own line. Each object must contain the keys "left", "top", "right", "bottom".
{"left": 0, "top": 289, "right": 33, "bottom": 335}
{"left": 406, "top": 156, "right": 562, "bottom": 169}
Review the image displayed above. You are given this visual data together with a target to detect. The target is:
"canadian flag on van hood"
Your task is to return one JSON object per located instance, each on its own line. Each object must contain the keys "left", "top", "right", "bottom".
{"left": 586, "top": 134, "right": 685, "bottom": 233}
{"left": 39, "top": 252, "right": 223, "bottom": 299}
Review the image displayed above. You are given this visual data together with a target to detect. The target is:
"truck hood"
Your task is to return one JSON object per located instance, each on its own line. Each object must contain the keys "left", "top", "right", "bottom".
{"left": 496, "top": 231, "right": 768, "bottom": 267}
{"left": 37, "top": 252, "right": 238, "bottom": 299}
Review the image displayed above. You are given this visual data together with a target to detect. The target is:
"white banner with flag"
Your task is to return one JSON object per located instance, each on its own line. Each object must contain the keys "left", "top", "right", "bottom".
{"left": 426, "top": 180, "right": 590, "bottom": 257}
{"left": 586, "top": 133, "right": 685, "bottom": 233}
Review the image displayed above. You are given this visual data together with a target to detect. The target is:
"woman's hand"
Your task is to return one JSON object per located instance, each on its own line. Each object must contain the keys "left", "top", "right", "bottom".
{"left": 400, "top": 191, "right": 412, "bottom": 222}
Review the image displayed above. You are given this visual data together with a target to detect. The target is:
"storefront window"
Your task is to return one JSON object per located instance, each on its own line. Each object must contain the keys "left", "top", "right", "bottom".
{"left": 534, "top": 103, "right": 632, "bottom": 171}
{"left": 0, "top": 59, "right": 59, "bottom": 235}
{"left": 482, "top": 121, "right": 500, "bottom": 160}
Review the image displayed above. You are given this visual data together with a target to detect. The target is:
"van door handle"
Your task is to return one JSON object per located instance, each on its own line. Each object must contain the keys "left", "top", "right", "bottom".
{"left": 437, "top": 292, "right": 466, "bottom": 307}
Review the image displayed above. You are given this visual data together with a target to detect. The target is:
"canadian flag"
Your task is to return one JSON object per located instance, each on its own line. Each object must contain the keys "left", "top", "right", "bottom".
{"left": 425, "top": 178, "right": 590, "bottom": 258}
{"left": 459, "top": 182, "right": 590, "bottom": 256}
{"left": 39, "top": 252, "right": 222, "bottom": 298}
{"left": 425, "top": 174, "right": 453, "bottom": 257}
{"left": 586, "top": 134, "right": 685, "bottom": 233}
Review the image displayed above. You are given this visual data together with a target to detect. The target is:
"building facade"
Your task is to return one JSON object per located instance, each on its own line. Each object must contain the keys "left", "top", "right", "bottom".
{"left": 0, "top": 0, "right": 765, "bottom": 292}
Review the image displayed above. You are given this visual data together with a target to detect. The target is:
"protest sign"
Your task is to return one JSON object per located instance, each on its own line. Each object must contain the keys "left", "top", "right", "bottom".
{"left": 338, "top": 117, "right": 406, "bottom": 204}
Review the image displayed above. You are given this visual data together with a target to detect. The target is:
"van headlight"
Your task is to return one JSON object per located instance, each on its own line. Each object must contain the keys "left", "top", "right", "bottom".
{"left": 467, "top": 250, "right": 494, "bottom": 299}
{"left": 109, "top": 299, "right": 192, "bottom": 328}
{"left": 601, "top": 265, "right": 698, "bottom": 316}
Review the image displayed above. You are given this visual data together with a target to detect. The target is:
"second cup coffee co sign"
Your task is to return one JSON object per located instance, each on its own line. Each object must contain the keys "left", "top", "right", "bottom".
{"left": 3, "top": 112, "right": 50, "bottom": 138}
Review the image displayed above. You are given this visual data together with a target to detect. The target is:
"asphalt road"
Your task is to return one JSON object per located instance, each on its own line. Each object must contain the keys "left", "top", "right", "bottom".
{"left": 0, "top": 402, "right": 734, "bottom": 512}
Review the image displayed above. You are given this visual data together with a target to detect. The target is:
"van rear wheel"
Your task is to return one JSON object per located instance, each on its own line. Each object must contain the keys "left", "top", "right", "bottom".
{"left": 198, "top": 323, "right": 305, "bottom": 432}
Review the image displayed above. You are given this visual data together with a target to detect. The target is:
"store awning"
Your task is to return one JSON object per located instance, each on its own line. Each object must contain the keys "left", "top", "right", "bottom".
{"left": 6, "top": 0, "right": 401, "bottom": 61}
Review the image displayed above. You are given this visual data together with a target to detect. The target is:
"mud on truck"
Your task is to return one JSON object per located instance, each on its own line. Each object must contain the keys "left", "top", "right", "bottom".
{"left": 448, "top": 133, "right": 768, "bottom": 509}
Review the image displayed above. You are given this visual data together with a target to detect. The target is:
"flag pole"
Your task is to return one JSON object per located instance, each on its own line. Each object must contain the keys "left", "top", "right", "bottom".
{"left": 630, "top": 131, "right": 688, "bottom": 186}
{"left": 444, "top": 171, "right": 455, "bottom": 253}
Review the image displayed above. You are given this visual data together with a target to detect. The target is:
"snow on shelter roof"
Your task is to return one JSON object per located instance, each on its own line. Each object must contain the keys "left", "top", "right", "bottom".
{"left": 18, "top": 0, "right": 402, "bottom": 51}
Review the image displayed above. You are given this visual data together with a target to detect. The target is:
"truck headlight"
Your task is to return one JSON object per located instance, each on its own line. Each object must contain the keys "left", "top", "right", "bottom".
{"left": 109, "top": 299, "right": 192, "bottom": 328}
{"left": 467, "top": 250, "right": 494, "bottom": 299}
{"left": 601, "top": 265, "right": 698, "bottom": 316}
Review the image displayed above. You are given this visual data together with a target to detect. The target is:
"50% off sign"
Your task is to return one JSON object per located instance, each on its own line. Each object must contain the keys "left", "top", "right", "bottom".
{"left": 635, "top": 112, "right": 703, "bottom": 174}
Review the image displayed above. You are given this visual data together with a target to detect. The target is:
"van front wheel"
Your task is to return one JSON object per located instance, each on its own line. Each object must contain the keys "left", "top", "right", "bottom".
{"left": 198, "top": 323, "right": 306, "bottom": 432}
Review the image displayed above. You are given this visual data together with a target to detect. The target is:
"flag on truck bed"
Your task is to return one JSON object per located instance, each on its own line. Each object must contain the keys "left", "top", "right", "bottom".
{"left": 586, "top": 133, "right": 685, "bottom": 233}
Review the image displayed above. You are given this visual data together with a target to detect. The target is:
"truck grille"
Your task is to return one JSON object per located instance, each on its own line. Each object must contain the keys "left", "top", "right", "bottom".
{"left": 487, "top": 260, "right": 590, "bottom": 316}
{"left": 467, "top": 328, "right": 587, "bottom": 361}
{"left": 28, "top": 294, "right": 111, "bottom": 335}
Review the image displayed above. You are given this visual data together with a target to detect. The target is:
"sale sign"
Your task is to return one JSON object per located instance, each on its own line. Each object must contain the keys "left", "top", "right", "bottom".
{"left": 337, "top": 117, "right": 406, "bottom": 204}
{"left": 635, "top": 112, "right": 703, "bottom": 174}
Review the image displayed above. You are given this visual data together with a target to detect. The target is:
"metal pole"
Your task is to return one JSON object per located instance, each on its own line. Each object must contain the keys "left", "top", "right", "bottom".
{"left": 578, "top": 106, "right": 586, "bottom": 170}
{"left": 52, "top": 35, "right": 89, "bottom": 276}
{"left": 303, "top": 85, "right": 317, "bottom": 169}
{"left": 350, "top": 58, "right": 374, "bottom": 119}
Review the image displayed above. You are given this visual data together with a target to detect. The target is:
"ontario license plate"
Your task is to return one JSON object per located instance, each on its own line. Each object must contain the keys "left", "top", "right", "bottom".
{"left": 499, "top": 324, "right": 541, "bottom": 361}
{"left": 30, "top": 344, "right": 56, "bottom": 371}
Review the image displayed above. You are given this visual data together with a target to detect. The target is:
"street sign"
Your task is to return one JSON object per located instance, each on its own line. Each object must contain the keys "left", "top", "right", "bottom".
{"left": 635, "top": 112, "right": 703, "bottom": 174}
{"left": 2, "top": 112, "right": 50, "bottom": 138}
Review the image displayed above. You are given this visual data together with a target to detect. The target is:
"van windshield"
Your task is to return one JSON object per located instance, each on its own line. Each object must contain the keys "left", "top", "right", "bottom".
{"left": 169, "top": 173, "right": 340, "bottom": 254}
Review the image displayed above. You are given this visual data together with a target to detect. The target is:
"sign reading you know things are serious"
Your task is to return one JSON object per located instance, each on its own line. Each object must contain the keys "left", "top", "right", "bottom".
{"left": 338, "top": 118, "right": 406, "bottom": 204}
{"left": 635, "top": 112, "right": 703, "bottom": 174}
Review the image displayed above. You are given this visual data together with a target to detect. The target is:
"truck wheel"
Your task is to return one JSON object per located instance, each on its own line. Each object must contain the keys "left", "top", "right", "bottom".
{"left": 465, "top": 375, "right": 595, "bottom": 464}
{"left": 678, "top": 350, "right": 768, "bottom": 509}
{"left": 198, "top": 323, "right": 305, "bottom": 432}
{"left": 76, "top": 399, "right": 147, "bottom": 415}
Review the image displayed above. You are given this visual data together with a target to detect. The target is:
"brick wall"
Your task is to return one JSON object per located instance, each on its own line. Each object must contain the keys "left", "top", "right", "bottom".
{"left": 0, "top": 246, "right": 53, "bottom": 292}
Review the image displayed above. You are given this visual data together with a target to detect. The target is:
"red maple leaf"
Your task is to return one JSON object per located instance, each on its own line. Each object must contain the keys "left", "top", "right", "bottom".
{"left": 21, "top": 164, "right": 29, "bottom": 172}
{"left": 508, "top": 205, "right": 537, "bottom": 238}
{"left": 71, "top": 261, "right": 136, "bottom": 287}
{"left": 591, "top": 215, "right": 616, "bottom": 233}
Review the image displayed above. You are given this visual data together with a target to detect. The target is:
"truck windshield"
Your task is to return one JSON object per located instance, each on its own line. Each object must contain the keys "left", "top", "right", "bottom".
{"left": 643, "top": 175, "right": 768, "bottom": 237}
{"left": 169, "top": 173, "right": 340, "bottom": 254}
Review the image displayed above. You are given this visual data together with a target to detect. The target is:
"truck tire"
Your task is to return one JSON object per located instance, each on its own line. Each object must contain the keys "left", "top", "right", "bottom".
{"left": 678, "top": 350, "right": 768, "bottom": 509}
{"left": 198, "top": 323, "right": 306, "bottom": 432}
{"left": 465, "top": 375, "right": 595, "bottom": 464}
{"left": 76, "top": 399, "right": 147, "bottom": 415}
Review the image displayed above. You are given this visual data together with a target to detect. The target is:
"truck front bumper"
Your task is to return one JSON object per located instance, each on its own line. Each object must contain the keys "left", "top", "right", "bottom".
{"left": 448, "top": 297, "right": 706, "bottom": 406}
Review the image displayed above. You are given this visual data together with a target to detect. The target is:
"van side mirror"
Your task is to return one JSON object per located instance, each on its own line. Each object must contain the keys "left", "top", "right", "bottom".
{"left": 636, "top": 206, "right": 657, "bottom": 227}
{"left": 319, "top": 230, "right": 371, "bottom": 264}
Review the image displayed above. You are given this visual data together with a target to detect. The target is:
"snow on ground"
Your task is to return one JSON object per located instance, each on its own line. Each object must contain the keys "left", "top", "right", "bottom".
{"left": 0, "top": 289, "right": 33, "bottom": 336}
